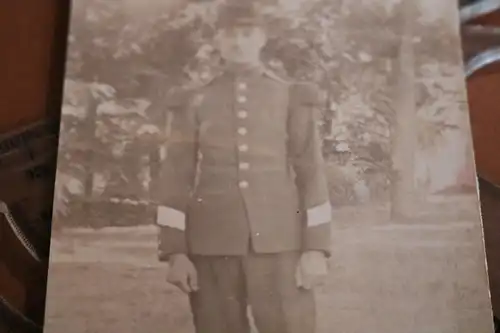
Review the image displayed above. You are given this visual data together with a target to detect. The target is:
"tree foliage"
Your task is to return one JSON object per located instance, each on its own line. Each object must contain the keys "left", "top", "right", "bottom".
{"left": 55, "top": 0, "right": 468, "bottom": 227}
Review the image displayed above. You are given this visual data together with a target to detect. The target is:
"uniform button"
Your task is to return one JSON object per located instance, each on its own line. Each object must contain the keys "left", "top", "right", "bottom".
{"left": 238, "top": 82, "right": 247, "bottom": 90}
{"left": 239, "top": 162, "right": 250, "bottom": 170}
{"left": 237, "top": 110, "right": 248, "bottom": 119}
{"left": 238, "top": 144, "right": 248, "bottom": 152}
{"left": 239, "top": 181, "right": 249, "bottom": 189}
{"left": 237, "top": 127, "right": 247, "bottom": 135}
{"left": 237, "top": 96, "right": 247, "bottom": 103}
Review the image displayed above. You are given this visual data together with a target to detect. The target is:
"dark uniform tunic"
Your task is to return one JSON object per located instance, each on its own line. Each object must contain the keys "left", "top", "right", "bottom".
{"left": 156, "top": 66, "right": 332, "bottom": 333}
{"left": 157, "top": 66, "right": 331, "bottom": 257}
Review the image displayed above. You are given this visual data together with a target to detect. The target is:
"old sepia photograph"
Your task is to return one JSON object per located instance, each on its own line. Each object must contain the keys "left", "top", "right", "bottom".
{"left": 44, "top": 0, "right": 493, "bottom": 332}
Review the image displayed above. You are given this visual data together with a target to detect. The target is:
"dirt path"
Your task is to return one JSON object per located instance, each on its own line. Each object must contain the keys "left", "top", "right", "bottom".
{"left": 44, "top": 196, "right": 494, "bottom": 333}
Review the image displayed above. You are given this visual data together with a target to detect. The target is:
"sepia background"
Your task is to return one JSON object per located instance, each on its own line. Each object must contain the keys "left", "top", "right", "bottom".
{"left": 44, "top": 0, "right": 493, "bottom": 332}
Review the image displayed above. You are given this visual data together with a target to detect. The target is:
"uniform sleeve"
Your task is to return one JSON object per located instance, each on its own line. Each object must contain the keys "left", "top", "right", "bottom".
{"left": 287, "top": 83, "right": 332, "bottom": 256}
{"left": 157, "top": 92, "right": 199, "bottom": 261}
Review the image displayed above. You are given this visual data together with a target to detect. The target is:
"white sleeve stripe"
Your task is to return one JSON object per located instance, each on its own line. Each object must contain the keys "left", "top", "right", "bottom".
{"left": 307, "top": 201, "right": 332, "bottom": 227}
{"left": 157, "top": 206, "right": 186, "bottom": 231}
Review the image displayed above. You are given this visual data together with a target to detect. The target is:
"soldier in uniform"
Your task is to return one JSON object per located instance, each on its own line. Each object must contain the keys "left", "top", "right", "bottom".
{"left": 156, "top": 3, "right": 332, "bottom": 333}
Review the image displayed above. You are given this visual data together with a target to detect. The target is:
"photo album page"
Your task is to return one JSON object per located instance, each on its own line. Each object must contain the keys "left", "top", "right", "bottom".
{"left": 44, "top": 1, "right": 493, "bottom": 332}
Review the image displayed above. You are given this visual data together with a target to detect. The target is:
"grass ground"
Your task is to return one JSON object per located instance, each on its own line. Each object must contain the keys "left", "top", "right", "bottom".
{"left": 43, "top": 195, "right": 494, "bottom": 333}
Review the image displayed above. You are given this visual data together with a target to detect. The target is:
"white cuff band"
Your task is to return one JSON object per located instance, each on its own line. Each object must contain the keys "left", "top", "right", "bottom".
{"left": 157, "top": 206, "right": 186, "bottom": 231}
{"left": 307, "top": 201, "right": 332, "bottom": 227}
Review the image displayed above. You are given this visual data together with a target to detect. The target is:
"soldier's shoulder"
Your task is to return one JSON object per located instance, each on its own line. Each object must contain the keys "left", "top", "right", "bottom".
{"left": 289, "top": 80, "right": 322, "bottom": 105}
{"left": 262, "top": 69, "right": 318, "bottom": 93}
{"left": 262, "top": 67, "right": 292, "bottom": 85}
{"left": 165, "top": 72, "right": 225, "bottom": 109}
{"left": 164, "top": 87, "right": 192, "bottom": 109}
{"left": 195, "top": 70, "right": 226, "bottom": 90}
{"left": 289, "top": 79, "right": 319, "bottom": 91}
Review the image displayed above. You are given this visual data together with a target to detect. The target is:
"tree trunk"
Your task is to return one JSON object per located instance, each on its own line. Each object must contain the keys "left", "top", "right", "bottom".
{"left": 146, "top": 90, "right": 170, "bottom": 204}
{"left": 390, "top": 2, "right": 417, "bottom": 221}
{"left": 149, "top": 149, "right": 161, "bottom": 200}
{"left": 82, "top": 92, "right": 99, "bottom": 221}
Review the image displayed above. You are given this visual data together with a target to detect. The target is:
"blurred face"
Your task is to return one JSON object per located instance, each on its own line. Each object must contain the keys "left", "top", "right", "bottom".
{"left": 216, "top": 25, "right": 267, "bottom": 65}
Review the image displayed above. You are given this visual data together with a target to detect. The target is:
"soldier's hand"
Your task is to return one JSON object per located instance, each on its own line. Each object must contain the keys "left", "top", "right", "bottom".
{"left": 167, "top": 254, "right": 199, "bottom": 293}
{"left": 295, "top": 251, "right": 328, "bottom": 290}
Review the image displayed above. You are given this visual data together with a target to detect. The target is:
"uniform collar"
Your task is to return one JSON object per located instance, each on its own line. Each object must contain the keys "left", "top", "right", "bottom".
{"left": 224, "top": 62, "right": 265, "bottom": 79}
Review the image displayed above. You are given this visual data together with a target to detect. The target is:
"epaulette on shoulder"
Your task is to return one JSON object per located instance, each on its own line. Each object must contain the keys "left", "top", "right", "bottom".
{"left": 164, "top": 88, "right": 192, "bottom": 110}
{"left": 289, "top": 76, "right": 318, "bottom": 87}
{"left": 289, "top": 76, "right": 322, "bottom": 92}
{"left": 263, "top": 68, "right": 292, "bottom": 85}
{"left": 288, "top": 80, "right": 323, "bottom": 106}
{"left": 193, "top": 70, "right": 225, "bottom": 90}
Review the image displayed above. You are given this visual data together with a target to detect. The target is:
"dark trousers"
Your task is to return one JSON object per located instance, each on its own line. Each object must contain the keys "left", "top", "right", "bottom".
{"left": 189, "top": 251, "right": 315, "bottom": 333}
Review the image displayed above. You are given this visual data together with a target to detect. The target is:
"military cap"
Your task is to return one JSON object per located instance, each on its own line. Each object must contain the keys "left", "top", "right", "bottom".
{"left": 216, "top": 2, "right": 264, "bottom": 30}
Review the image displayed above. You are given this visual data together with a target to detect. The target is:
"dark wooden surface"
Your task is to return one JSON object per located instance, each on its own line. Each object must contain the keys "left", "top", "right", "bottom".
{"left": 463, "top": 6, "right": 500, "bottom": 318}
{"left": 0, "top": 2, "right": 58, "bottom": 132}
{"left": 478, "top": 177, "right": 500, "bottom": 316}
{"left": 0, "top": 0, "right": 68, "bottom": 326}
{"left": 467, "top": 67, "right": 500, "bottom": 318}
{"left": 467, "top": 72, "right": 500, "bottom": 186}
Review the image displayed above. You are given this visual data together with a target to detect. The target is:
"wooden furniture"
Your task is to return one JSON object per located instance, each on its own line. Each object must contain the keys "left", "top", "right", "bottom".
{"left": 461, "top": 0, "right": 500, "bottom": 321}
{"left": 0, "top": 1, "right": 67, "bottom": 132}
{"left": 0, "top": 0, "right": 68, "bottom": 329}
